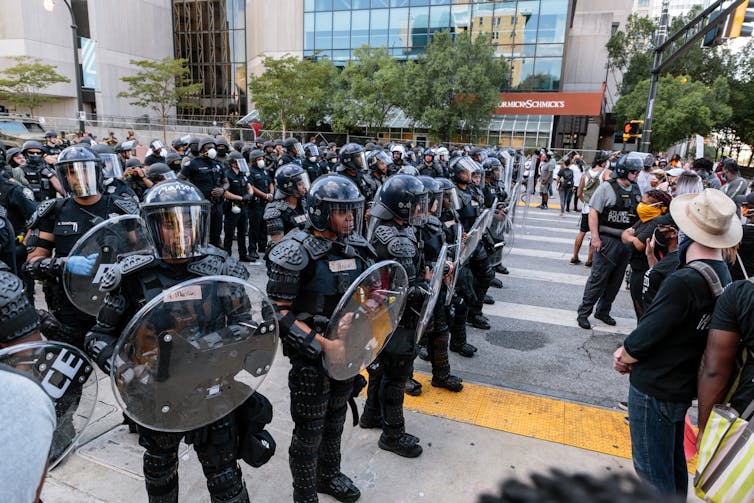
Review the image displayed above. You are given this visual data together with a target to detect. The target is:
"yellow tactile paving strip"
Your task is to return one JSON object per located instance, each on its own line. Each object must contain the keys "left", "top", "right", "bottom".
{"left": 399, "top": 372, "right": 698, "bottom": 473}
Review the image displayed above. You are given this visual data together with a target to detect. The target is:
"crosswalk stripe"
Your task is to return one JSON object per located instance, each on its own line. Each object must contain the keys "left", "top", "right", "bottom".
{"left": 516, "top": 224, "right": 586, "bottom": 235}
{"left": 518, "top": 214, "right": 580, "bottom": 223}
{"left": 510, "top": 247, "right": 573, "bottom": 260}
{"left": 506, "top": 267, "right": 588, "bottom": 286}
{"left": 515, "top": 234, "right": 578, "bottom": 245}
{"left": 483, "top": 301, "right": 635, "bottom": 335}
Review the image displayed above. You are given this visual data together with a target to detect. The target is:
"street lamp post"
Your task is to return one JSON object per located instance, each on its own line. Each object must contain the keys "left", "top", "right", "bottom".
{"left": 43, "top": 0, "right": 86, "bottom": 134}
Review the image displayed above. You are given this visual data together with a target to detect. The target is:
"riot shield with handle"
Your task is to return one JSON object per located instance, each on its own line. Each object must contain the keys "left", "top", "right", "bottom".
{"left": 64, "top": 214, "right": 154, "bottom": 317}
{"left": 415, "top": 243, "right": 448, "bottom": 344}
{"left": 0, "top": 341, "right": 98, "bottom": 469}
{"left": 446, "top": 223, "right": 463, "bottom": 306}
{"left": 458, "top": 208, "right": 491, "bottom": 265}
{"left": 323, "top": 260, "right": 408, "bottom": 381}
{"left": 111, "top": 276, "right": 278, "bottom": 432}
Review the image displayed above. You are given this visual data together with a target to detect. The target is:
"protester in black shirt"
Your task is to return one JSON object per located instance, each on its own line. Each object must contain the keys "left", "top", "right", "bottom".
{"left": 641, "top": 221, "right": 680, "bottom": 310}
{"left": 613, "top": 188, "right": 741, "bottom": 498}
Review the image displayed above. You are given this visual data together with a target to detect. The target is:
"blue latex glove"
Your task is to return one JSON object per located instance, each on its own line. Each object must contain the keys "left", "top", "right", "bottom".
{"left": 65, "top": 253, "right": 98, "bottom": 276}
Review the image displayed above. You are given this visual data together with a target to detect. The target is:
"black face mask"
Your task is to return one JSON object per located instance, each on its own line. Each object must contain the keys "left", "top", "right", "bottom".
{"left": 652, "top": 226, "right": 670, "bottom": 261}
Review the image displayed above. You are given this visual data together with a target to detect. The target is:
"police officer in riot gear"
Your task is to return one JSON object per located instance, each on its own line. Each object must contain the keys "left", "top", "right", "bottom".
{"left": 278, "top": 138, "right": 305, "bottom": 168}
{"left": 90, "top": 144, "right": 138, "bottom": 201}
{"left": 124, "top": 157, "right": 153, "bottom": 201}
{"left": 436, "top": 146, "right": 450, "bottom": 177}
{"left": 21, "top": 141, "right": 64, "bottom": 201}
{"left": 302, "top": 143, "right": 327, "bottom": 181}
{"left": 266, "top": 174, "right": 372, "bottom": 503}
{"left": 223, "top": 151, "right": 253, "bottom": 261}
{"left": 144, "top": 139, "right": 168, "bottom": 166}
{"left": 43, "top": 131, "right": 62, "bottom": 157}
{"left": 85, "top": 179, "right": 275, "bottom": 503}
{"left": 390, "top": 144, "right": 410, "bottom": 169}
{"left": 419, "top": 149, "right": 442, "bottom": 178}
{"left": 264, "top": 164, "right": 310, "bottom": 245}
{"left": 215, "top": 138, "right": 231, "bottom": 167}
{"left": 262, "top": 141, "right": 277, "bottom": 168}
{"left": 363, "top": 150, "right": 391, "bottom": 198}
{"left": 23, "top": 146, "right": 140, "bottom": 348}
{"left": 246, "top": 149, "right": 274, "bottom": 261}
{"left": 576, "top": 155, "right": 642, "bottom": 329}
{"left": 0, "top": 173, "right": 36, "bottom": 275}
{"left": 361, "top": 174, "right": 428, "bottom": 458}
{"left": 179, "top": 137, "right": 229, "bottom": 248}
{"left": 336, "top": 143, "right": 372, "bottom": 200}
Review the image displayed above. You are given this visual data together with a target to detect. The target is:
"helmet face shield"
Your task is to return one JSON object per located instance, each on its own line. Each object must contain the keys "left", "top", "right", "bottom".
{"left": 100, "top": 154, "right": 123, "bottom": 179}
{"left": 328, "top": 202, "right": 364, "bottom": 237}
{"left": 236, "top": 158, "right": 250, "bottom": 174}
{"left": 293, "top": 142, "right": 305, "bottom": 158}
{"left": 293, "top": 171, "right": 311, "bottom": 197}
{"left": 408, "top": 192, "right": 429, "bottom": 226}
{"left": 443, "top": 187, "right": 461, "bottom": 211}
{"left": 57, "top": 161, "right": 100, "bottom": 197}
{"left": 144, "top": 204, "right": 209, "bottom": 259}
{"left": 353, "top": 151, "right": 367, "bottom": 171}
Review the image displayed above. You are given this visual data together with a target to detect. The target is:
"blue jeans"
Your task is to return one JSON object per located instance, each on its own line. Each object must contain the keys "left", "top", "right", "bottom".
{"left": 628, "top": 384, "right": 691, "bottom": 497}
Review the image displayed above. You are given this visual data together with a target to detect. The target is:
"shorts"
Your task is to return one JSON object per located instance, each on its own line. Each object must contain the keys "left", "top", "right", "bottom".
{"left": 579, "top": 213, "right": 590, "bottom": 233}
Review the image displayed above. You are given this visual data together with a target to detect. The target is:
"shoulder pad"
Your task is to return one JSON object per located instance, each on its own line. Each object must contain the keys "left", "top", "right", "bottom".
{"left": 188, "top": 254, "right": 225, "bottom": 277}
{"left": 112, "top": 196, "right": 140, "bottom": 215}
{"left": 373, "top": 224, "right": 399, "bottom": 245}
{"left": 345, "top": 232, "right": 369, "bottom": 248}
{"left": 263, "top": 202, "right": 286, "bottom": 219}
{"left": 120, "top": 253, "right": 157, "bottom": 275}
{"left": 27, "top": 198, "right": 59, "bottom": 229}
{"left": 301, "top": 234, "right": 333, "bottom": 260}
{"left": 425, "top": 215, "right": 443, "bottom": 232}
{"left": 268, "top": 238, "right": 309, "bottom": 271}
{"left": 387, "top": 236, "right": 417, "bottom": 258}
{"left": 225, "top": 256, "right": 250, "bottom": 280}
{"left": 201, "top": 244, "right": 229, "bottom": 259}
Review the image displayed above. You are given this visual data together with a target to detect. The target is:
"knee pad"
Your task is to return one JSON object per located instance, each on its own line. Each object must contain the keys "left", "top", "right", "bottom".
{"left": 205, "top": 464, "right": 245, "bottom": 502}
{"left": 289, "top": 365, "right": 328, "bottom": 423}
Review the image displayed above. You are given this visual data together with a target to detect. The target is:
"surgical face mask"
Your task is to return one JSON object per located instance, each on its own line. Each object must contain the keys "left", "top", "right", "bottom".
{"left": 256, "top": 159, "right": 266, "bottom": 169}
{"left": 308, "top": 156, "right": 317, "bottom": 163}
{"left": 206, "top": 148, "right": 217, "bottom": 159}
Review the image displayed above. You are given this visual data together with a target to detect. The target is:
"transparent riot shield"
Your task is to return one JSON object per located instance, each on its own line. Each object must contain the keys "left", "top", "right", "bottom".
{"left": 458, "top": 208, "right": 491, "bottom": 265}
{"left": 64, "top": 215, "right": 154, "bottom": 317}
{"left": 111, "top": 276, "right": 278, "bottom": 432}
{"left": 415, "top": 243, "right": 448, "bottom": 344}
{"left": 446, "top": 223, "right": 463, "bottom": 306}
{"left": 323, "top": 261, "right": 408, "bottom": 381}
{"left": 0, "top": 341, "right": 98, "bottom": 469}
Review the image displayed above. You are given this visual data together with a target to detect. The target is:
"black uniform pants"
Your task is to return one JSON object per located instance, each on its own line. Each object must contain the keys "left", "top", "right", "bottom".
{"left": 247, "top": 202, "right": 267, "bottom": 253}
{"left": 629, "top": 265, "right": 648, "bottom": 321}
{"left": 577, "top": 235, "right": 629, "bottom": 319}
{"left": 210, "top": 201, "right": 224, "bottom": 248}
{"left": 223, "top": 205, "right": 248, "bottom": 258}
{"left": 288, "top": 355, "right": 353, "bottom": 503}
{"left": 138, "top": 415, "right": 248, "bottom": 503}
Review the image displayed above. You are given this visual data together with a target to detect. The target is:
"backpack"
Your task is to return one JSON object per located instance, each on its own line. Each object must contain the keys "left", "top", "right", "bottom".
{"left": 560, "top": 167, "right": 574, "bottom": 188}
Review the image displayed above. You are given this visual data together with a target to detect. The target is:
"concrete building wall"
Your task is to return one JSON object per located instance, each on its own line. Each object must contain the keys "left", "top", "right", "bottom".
{"left": 246, "top": 0, "right": 303, "bottom": 78}
{"left": 0, "top": 0, "right": 172, "bottom": 122}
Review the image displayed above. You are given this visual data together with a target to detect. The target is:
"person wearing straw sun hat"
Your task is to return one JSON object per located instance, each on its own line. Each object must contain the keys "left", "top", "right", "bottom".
{"left": 612, "top": 188, "right": 741, "bottom": 498}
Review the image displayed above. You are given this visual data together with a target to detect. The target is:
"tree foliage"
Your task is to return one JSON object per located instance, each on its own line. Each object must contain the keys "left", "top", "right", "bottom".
{"left": 613, "top": 75, "right": 731, "bottom": 150}
{"left": 330, "top": 46, "right": 405, "bottom": 134}
{"left": 248, "top": 55, "right": 337, "bottom": 136}
{"left": 118, "top": 57, "right": 202, "bottom": 141}
{"left": 0, "top": 57, "right": 70, "bottom": 116}
{"left": 403, "top": 32, "right": 508, "bottom": 142}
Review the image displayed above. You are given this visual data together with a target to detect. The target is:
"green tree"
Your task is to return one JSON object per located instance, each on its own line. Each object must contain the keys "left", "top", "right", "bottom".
{"left": 613, "top": 75, "right": 731, "bottom": 150}
{"left": 248, "top": 55, "right": 337, "bottom": 136}
{"left": 0, "top": 57, "right": 70, "bottom": 116}
{"left": 331, "top": 46, "right": 405, "bottom": 134}
{"left": 404, "top": 31, "right": 508, "bottom": 142}
{"left": 118, "top": 57, "right": 202, "bottom": 142}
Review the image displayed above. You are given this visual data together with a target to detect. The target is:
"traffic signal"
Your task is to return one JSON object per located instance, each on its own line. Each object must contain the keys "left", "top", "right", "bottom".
{"left": 727, "top": 0, "right": 754, "bottom": 38}
{"left": 702, "top": 11, "right": 724, "bottom": 47}
{"left": 622, "top": 120, "right": 642, "bottom": 143}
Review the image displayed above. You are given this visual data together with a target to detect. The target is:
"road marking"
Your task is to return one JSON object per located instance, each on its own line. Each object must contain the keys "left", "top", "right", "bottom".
{"left": 516, "top": 224, "right": 583, "bottom": 235}
{"left": 515, "top": 234, "right": 578, "bottom": 245}
{"left": 506, "top": 267, "right": 588, "bottom": 286}
{"left": 482, "top": 301, "right": 635, "bottom": 335}
{"left": 517, "top": 214, "right": 580, "bottom": 224}
{"left": 510, "top": 247, "right": 573, "bottom": 260}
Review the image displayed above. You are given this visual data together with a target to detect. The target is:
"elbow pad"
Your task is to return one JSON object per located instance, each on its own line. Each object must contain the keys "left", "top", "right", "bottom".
{"left": 276, "top": 308, "right": 322, "bottom": 358}
{"left": 22, "top": 257, "right": 64, "bottom": 280}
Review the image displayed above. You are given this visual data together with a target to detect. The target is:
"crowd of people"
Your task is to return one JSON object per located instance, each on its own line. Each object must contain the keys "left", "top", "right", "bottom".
{"left": 0, "top": 132, "right": 518, "bottom": 502}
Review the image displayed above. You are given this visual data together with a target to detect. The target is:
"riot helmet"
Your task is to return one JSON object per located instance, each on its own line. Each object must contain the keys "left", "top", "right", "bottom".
{"left": 436, "top": 177, "right": 461, "bottom": 211}
{"left": 397, "top": 165, "right": 420, "bottom": 176}
{"left": 275, "top": 163, "right": 311, "bottom": 198}
{"left": 283, "top": 138, "right": 305, "bottom": 158}
{"left": 215, "top": 138, "right": 230, "bottom": 157}
{"left": 303, "top": 143, "right": 320, "bottom": 163}
{"left": 228, "top": 151, "right": 248, "bottom": 174}
{"left": 612, "top": 154, "right": 642, "bottom": 179}
{"left": 423, "top": 148, "right": 436, "bottom": 162}
{"left": 146, "top": 162, "right": 177, "bottom": 184}
{"left": 198, "top": 137, "right": 217, "bottom": 158}
{"left": 188, "top": 137, "right": 201, "bottom": 156}
{"left": 338, "top": 143, "right": 367, "bottom": 173}
{"left": 114, "top": 140, "right": 136, "bottom": 160}
{"left": 22, "top": 141, "right": 46, "bottom": 164}
{"left": 418, "top": 175, "right": 442, "bottom": 216}
{"left": 91, "top": 144, "right": 124, "bottom": 179}
{"left": 451, "top": 156, "right": 479, "bottom": 184}
{"left": 436, "top": 146, "right": 449, "bottom": 163}
{"left": 232, "top": 140, "right": 245, "bottom": 152}
{"left": 44, "top": 130, "right": 58, "bottom": 139}
{"left": 141, "top": 180, "right": 209, "bottom": 260}
{"left": 306, "top": 174, "right": 365, "bottom": 237}
{"left": 370, "top": 174, "right": 429, "bottom": 226}
{"left": 248, "top": 149, "right": 265, "bottom": 169}
{"left": 592, "top": 150, "right": 611, "bottom": 167}
{"left": 7, "top": 148, "right": 24, "bottom": 168}
{"left": 367, "top": 150, "right": 391, "bottom": 175}
{"left": 263, "top": 141, "right": 275, "bottom": 153}
{"left": 171, "top": 137, "right": 187, "bottom": 151}
{"left": 390, "top": 144, "right": 406, "bottom": 164}
{"left": 55, "top": 145, "right": 102, "bottom": 197}
{"left": 482, "top": 157, "right": 503, "bottom": 181}
{"left": 165, "top": 152, "right": 182, "bottom": 173}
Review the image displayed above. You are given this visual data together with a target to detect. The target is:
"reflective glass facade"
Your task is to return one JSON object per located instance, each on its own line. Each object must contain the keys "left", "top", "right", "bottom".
{"left": 303, "top": 0, "right": 568, "bottom": 91}
{"left": 173, "top": 0, "right": 247, "bottom": 118}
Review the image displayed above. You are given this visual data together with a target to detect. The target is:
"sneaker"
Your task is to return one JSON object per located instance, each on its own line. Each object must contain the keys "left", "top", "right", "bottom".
{"left": 576, "top": 317, "right": 591, "bottom": 330}
{"left": 570, "top": 257, "right": 582, "bottom": 265}
{"left": 431, "top": 375, "right": 463, "bottom": 392}
{"left": 404, "top": 378, "right": 422, "bottom": 396}
{"left": 617, "top": 401, "right": 628, "bottom": 411}
{"left": 584, "top": 261, "right": 592, "bottom": 267}
{"left": 594, "top": 313, "right": 617, "bottom": 326}
{"left": 378, "top": 432, "right": 423, "bottom": 458}
{"left": 317, "top": 473, "right": 361, "bottom": 503}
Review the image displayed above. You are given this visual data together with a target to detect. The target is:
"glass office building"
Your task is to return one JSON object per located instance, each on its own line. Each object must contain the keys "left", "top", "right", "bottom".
{"left": 303, "top": 0, "right": 569, "bottom": 92}
{"left": 173, "top": 0, "right": 248, "bottom": 118}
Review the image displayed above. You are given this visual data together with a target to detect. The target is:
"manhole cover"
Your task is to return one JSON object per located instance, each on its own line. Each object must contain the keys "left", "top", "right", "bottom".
{"left": 486, "top": 330, "right": 549, "bottom": 351}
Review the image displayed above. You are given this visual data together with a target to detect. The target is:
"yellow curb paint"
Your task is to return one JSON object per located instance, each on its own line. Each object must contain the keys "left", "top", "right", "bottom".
{"left": 400, "top": 372, "right": 697, "bottom": 473}
{"left": 516, "top": 201, "right": 562, "bottom": 209}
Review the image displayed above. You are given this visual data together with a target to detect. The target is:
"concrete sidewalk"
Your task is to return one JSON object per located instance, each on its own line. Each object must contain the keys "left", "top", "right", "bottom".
{"left": 41, "top": 351, "right": 641, "bottom": 503}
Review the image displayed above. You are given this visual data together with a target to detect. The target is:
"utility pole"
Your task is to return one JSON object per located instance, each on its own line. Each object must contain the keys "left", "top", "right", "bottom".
{"left": 640, "top": 0, "right": 669, "bottom": 153}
